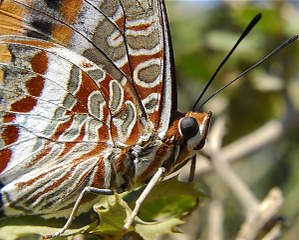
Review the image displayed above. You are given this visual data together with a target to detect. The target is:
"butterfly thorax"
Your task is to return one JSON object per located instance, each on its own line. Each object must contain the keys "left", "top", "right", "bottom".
{"left": 107, "top": 111, "right": 211, "bottom": 192}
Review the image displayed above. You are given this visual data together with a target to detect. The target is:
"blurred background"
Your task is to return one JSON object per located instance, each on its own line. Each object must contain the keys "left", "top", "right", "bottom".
{"left": 163, "top": 0, "right": 299, "bottom": 239}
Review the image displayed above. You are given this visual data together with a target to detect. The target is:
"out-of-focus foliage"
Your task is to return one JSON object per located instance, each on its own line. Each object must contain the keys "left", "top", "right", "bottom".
{"left": 164, "top": 0, "right": 299, "bottom": 239}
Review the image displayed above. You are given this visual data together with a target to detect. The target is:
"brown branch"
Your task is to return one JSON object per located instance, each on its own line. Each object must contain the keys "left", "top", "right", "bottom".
{"left": 236, "top": 188, "right": 284, "bottom": 240}
{"left": 208, "top": 199, "right": 224, "bottom": 240}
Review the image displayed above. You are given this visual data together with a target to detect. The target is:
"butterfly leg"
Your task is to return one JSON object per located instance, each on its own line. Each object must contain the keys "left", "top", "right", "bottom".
{"left": 188, "top": 155, "right": 197, "bottom": 182}
{"left": 43, "top": 187, "right": 114, "bottom": 239}
{"left": 123, "top": 167, "right": 166, "bottom": 230}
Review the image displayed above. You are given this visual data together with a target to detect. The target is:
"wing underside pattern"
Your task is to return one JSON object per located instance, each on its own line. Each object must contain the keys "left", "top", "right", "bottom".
{"left": 0, "top": 0, "right": 176, "bottom": 216}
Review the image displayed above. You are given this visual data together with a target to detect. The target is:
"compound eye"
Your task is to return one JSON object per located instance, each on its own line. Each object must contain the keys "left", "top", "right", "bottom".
{"left": 180, "top": 117, "right": 199, "bottom": 140}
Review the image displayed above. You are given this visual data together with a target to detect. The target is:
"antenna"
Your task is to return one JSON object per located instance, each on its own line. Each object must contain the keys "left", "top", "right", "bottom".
{"left": 192, "top": 13, "right": 262, "bottom": 111}
{"left": 196, "top": 35, "right": 298, "bottom": 110}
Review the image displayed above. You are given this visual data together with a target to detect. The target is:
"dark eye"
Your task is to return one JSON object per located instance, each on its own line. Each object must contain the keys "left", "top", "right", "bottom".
{"left": 180, "top": 117, "right": 199, "bottom": 140}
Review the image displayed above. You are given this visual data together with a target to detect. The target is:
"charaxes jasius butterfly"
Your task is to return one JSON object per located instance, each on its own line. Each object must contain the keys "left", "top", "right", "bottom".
{"left": 0, "top": 0, "right": 211, "bottom": 237}
{"left": 0, "top": 0, "right": 297, "bottom": 238}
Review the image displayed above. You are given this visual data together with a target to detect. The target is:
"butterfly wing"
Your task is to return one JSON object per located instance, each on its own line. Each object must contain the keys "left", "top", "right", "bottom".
{"left": 0, "top": 0, "right": 176, "bottom": 216}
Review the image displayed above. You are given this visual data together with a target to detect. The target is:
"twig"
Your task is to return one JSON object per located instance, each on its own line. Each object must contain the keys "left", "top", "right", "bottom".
{"left": 206, "top": 115, "right": 259, "bottom": 214}
{"left": 208, "top": 199, "right": 224, "bottom": 240}
{"left": 236, "top": 188, "right": 284, "bottom": 240}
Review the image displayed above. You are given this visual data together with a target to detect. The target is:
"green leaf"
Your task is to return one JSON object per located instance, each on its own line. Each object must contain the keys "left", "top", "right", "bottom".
{"left": 91, "top": 194, "right": 130, "bottom": 236}
{"left": 135, "top": 218, "right": 184, "bottom": 240}
{"left": 135, "top": 177, "right": 207, "bottom": 221}
{"left": 91, "top": 192, "right": 186, "bottom": 240}
{"left": 0, "top": 215, "right": 93, "bottom": 240}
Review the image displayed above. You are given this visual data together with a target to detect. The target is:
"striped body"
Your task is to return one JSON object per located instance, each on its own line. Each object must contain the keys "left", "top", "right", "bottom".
{"left": 0, "top": 0, "right": 210, "bottom": 220}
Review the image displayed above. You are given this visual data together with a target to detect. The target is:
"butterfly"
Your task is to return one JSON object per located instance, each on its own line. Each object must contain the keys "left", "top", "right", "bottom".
{"left": 0, "top": 0, "right": 211, "bottom": 237}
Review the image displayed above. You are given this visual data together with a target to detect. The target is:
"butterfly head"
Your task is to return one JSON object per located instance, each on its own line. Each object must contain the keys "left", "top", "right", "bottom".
{"left": 178, "top": 111, "right": 212, "bottom": 152}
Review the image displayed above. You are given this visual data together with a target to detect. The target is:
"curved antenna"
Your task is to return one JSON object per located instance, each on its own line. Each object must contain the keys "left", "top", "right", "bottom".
{"left": 195, "top": 35, "right": 298, "bottom": 110}
{"left": 192, "top": 13, "right": 262, "bottom": 111}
